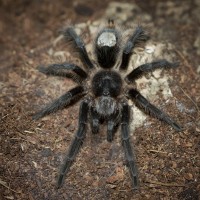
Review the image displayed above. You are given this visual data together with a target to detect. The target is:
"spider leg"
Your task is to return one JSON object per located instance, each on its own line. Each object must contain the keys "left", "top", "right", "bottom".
{"left": 128, "top": 89, "right": 182, "bottom": 131}
{"left": 107, "top": 111, "right": 120, "bottom": 142}
{"left": 125, "top": 60, "right": 179, "bottom": 83}
{"left": 107, "top": 120, "right": 116, "bottom": 142}
{"left": 33, "top": 86, "right": 85, "bottom": 120}
{"left": 57, "top": 100, "right": 89, "bottom": 188}
{"left": 38, "top": 63, "right": 87, "bottom": 83}
{"left": 121, "top": 102, "right": 138, "bottom": 189}
{"left": 120, "top": 26, "right": 149, "bottom": 70}
{"left": 64, "top": 27, "right": 94, "bottom": 69}
{"left": 90, "top": 107, "right": 100, "bottom": 134}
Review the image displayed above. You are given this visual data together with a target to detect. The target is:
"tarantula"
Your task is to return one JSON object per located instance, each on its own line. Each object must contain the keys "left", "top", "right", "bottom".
{"left": 33, "top": 20, "right": 182, "bottom": 189}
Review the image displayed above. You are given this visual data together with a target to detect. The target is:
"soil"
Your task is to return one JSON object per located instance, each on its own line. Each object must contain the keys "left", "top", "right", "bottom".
{"left": 0, "top": 0, "right": 199, "bottom": 200}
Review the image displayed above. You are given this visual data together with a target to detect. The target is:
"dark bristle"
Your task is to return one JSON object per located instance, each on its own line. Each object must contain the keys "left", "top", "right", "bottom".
{"left": 108, "top": 18, "right": 115, "bottom": 28}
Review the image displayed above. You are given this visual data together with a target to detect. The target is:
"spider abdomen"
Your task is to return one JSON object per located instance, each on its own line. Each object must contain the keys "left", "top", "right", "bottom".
{"left": 95, "top": 29, "right": 120, "bottom": 68}
{"left": 92, "top": 70, "right": 122, "bottom": 97}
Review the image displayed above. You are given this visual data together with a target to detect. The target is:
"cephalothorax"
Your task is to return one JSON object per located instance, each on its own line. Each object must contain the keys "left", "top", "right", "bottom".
{"left": 33, "top": 20, "right": 182, "bottom": 189}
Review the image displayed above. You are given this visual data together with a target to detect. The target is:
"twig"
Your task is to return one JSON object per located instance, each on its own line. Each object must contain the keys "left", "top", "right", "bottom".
{"left": 145, "top": 180, "right": 185, "bottom": 187}
{"left": 175, "top": 50, "right": 196, "bottom": 77}
{"left": 24, "top": 130, "right": 35, "bottom": 134}
{"left": 148, "top": 149, "right": 168, "bottom": 154}
{"left": 179, "top": 86, "right": 199, "bottom": 113}
{"left": 0, "top": 179, "right": 21, "bottom": 193}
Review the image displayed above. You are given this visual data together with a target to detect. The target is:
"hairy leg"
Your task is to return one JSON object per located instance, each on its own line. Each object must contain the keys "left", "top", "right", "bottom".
{"left": 33, "top": 86, "right": 85, "bottom": 120}
{"left": 57, "top": 100, "right": 89, "bottom": 188}
{"left": 38, "top": 63, "right": 87, "bottom": 83}
{"left": 90, "top": 107, "right": 100, "bottom": 134}
{"left": 128, "top": 89, "right": 182, "bottom": 131}
{"left": 125, "top": 60, "right": 179, "bottom": 82}
{"left": 120, "top": 26, "right": 149, "bottom": 70}
{"left": 107, "top": 111, "right": 120, "bottom": 142}
{"left": 121, "top": 102, "right": 138, "bottom": 189}
{"left": 64, "top": 27, "right": 94, "bottom": 69}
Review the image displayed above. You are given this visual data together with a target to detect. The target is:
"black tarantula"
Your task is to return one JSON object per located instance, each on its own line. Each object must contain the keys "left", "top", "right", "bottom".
{"left": 33, "top": 20, "right": 182, "bottom": 189}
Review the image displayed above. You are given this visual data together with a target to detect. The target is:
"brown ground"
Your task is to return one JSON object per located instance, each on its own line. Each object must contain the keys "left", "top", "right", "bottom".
{"left": 0, "top": 0, "right": 199, "bottom": 200}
